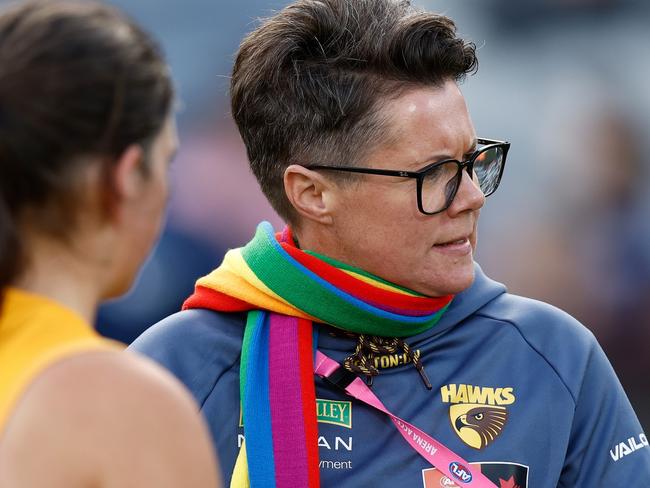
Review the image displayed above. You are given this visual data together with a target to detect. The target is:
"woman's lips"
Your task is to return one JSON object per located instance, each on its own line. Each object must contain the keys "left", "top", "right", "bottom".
{"left": 432, "top": 237, "right": 472, "bottom": 255}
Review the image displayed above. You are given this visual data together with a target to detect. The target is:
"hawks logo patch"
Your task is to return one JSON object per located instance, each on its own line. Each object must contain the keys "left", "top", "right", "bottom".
{"left": 440, "top": 383, "right": 515, "bottom": 450}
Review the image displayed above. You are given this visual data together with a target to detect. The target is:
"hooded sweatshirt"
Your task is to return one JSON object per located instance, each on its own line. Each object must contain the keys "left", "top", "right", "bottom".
{"left": 130, "top": 264, "right": 650, "bottom": 487}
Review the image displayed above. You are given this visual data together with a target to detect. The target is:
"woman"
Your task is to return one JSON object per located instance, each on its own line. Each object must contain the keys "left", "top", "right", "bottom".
{"left": 0, "top": 1, "right": 219, "bottom": 486}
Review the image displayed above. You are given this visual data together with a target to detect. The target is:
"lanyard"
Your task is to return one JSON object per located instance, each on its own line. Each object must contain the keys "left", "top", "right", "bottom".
{"left": 314, "top": 350, "right": 497, "bottom": 487}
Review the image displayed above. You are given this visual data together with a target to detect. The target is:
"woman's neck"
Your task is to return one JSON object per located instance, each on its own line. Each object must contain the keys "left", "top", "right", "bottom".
{"left": 13, "top": 233, "right": 105, "bottom": 324}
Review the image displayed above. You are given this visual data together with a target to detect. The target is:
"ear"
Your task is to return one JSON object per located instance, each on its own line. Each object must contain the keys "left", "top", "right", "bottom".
{"left": 102, "top": 144, "right": 145, "bottom": 223}
{"left": 284, "top": 165, "right": 334, "bottom": 225}
{"left": 112, "top": 144, "right": 145, "bottom": 202}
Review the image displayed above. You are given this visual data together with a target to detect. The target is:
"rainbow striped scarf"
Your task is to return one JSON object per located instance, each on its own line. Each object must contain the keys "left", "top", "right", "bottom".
{"left": 183, "top": 222, "right": 453, "bottom": 488}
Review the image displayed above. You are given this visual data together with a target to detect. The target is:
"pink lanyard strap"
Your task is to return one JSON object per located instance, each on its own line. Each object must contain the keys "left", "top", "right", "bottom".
{"left": 314, "top": 350, "right": 497, "bottom": 487}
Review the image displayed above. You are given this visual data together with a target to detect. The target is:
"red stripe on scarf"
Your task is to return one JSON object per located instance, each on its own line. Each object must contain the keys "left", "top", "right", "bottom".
{"left": 298, "top": 319, "right": 320, "bottom": 488}
{"left": 183, "top": 285, "right": 253, "bottom": 311}
{"left": 280, "top": 243, "right": 452, "bottom": 312}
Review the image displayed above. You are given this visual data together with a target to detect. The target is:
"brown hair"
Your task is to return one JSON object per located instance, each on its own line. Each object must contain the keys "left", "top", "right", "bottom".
{"left": 231, "top": 0, "right": 478, "bottom": 223}
{"left": 0, "top": 0, "right": 173, "bottom": 291}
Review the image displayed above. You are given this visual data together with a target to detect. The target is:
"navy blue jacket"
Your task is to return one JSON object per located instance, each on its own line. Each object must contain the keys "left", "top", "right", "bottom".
{"left": 130, "top": 265, "right": 650, "bottom": 487}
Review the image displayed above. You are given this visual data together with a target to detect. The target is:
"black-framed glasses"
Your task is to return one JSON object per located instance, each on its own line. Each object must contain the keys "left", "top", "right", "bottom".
{"left": 306, "top": 137, "right": 510, "bottom": 215}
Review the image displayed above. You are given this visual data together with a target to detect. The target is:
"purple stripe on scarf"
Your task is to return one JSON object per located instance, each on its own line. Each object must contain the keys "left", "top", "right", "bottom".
{"left": 269, "top": 313, "right": 309, "bottom": 487}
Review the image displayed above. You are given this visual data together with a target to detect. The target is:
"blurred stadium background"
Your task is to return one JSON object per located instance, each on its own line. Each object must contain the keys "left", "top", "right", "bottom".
{"left": 17, "top": 0, "right": 647, "bottom": 428}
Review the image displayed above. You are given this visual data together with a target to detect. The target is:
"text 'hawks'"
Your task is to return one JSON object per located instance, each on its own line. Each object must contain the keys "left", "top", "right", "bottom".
{"left": 440, "top": 383, "right": 515, "bottom": 405}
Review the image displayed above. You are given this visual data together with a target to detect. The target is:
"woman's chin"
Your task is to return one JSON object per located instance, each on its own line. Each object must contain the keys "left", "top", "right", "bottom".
{"left": 416, "top": 266, "right": 476, "bottom": 297}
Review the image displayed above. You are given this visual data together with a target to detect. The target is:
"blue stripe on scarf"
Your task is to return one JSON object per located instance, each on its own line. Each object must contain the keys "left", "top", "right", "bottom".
{"left": 243, "top": 311, "right": 277, "bottom": 487}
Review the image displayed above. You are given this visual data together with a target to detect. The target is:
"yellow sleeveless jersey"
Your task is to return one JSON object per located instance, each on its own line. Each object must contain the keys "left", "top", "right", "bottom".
{"left": 0, "top": 288, "right": 120, "bottom": 434}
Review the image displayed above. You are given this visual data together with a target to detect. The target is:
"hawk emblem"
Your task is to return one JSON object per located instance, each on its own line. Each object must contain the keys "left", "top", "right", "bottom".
{"left": 449, "top": 403, "right": 508, "bottom": 449}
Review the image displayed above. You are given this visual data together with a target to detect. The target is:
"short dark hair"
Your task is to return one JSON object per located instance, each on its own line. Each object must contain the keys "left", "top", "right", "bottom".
{"left": 231, "top": 0, "right": 478, "bottom": 223}
{"left": 0, "top": 0, "right": 173, "bottom": 291}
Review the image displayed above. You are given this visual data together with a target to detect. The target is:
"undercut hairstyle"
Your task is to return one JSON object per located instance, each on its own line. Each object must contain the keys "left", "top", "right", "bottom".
{"left": 0, "top": 0, "right": 173, "bottom": 292}
{"left": 231, "top": 0, "right": 478, "bottom": 223}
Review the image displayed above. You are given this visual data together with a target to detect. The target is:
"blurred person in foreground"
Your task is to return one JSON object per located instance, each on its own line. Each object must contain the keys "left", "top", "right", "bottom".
{"left": 131, "top": 0, "right": 650, "bottom": 486}
{"left": 0, "top": 2, "right": 220, "bottom": 487}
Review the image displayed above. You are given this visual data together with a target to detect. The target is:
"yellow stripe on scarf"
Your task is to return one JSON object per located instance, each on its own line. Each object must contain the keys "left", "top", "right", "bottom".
{"left": 230, "top": 439, "right": 250, "bottom": 488}
{"left": 196, "top": 249, "right": 317, "bottom": 320}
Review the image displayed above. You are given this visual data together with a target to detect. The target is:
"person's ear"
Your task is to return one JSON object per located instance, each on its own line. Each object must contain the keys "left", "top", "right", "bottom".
{"left": 102, "top": 144, "right": 145, "bottom": 222}
{"left": 113, "top": 144, "right": 145, "bottom": 200}
{"left": 284, "top": 165, "right": 334, "bottom": 225}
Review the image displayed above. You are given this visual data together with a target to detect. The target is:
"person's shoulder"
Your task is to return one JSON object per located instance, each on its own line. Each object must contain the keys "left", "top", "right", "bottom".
{"left": 129, "top": 309, "right": 246, "bottom": 404}
{"left": 480, "top": 292, "right": 593, "bottom": 345}
{"left": 31, "top": 348, "right": 201, "bottom": 424}
{"left": 133, "top": 308, "right": 246, "bottom": 351}
{"left": 1, "top": 349, "right": 219, "bottom": 487}
{"left": 476, "top": 292, "right": 598, "bottom": 396}
{"left": 11, "top": 349, "right": 206, "bottom": 441}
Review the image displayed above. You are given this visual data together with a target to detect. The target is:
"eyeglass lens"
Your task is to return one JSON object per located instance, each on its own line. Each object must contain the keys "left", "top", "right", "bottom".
{"left": 473, "top": 146, "right": 504, "bottom": 197}
{"left": 420, "top": 145, "right": 504, "bottom": 214}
